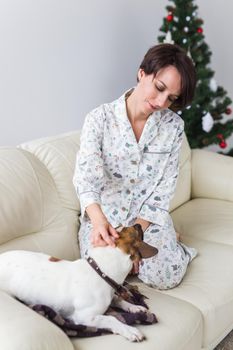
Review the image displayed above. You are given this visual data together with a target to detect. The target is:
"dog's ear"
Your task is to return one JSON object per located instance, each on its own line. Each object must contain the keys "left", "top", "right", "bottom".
{"left": 133, "top": 224, "right": 158, "bottom": 258}
{"left": 138, "top": 242, "right": 158, "bottom": 259}
{"left": 133, "top": 224, "right": 143, "bottom": 240}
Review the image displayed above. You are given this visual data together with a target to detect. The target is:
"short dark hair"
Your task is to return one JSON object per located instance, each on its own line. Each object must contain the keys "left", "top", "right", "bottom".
{"left": 139, "top": 43, "right": 196, "bottom": 110}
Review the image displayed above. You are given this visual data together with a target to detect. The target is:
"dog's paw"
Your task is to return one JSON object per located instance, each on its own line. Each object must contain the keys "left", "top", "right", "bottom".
{"left": 122, "top": 325, "right": 145, "bottom": 342}
{"left": 127, "top": 304, "right": 148, "bottom": 314}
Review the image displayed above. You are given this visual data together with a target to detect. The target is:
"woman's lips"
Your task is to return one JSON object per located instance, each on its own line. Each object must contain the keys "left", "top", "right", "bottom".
{"left": 147, "top": 101, "right": 159, "bottom": 111}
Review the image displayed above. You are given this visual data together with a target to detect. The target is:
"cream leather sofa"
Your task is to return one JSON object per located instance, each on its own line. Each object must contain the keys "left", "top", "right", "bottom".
{"left": 0, "top": 130, "right": 233, "bottom": 350}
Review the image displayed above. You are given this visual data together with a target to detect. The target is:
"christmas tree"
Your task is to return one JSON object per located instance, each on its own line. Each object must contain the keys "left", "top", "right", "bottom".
{"left": 158, "top": 0, "right": 233, "bottom": 154}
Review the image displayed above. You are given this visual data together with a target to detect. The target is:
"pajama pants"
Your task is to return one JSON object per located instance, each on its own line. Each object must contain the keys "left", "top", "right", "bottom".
{"left": 78, "top": 215, "right": 197, "bottom": 290}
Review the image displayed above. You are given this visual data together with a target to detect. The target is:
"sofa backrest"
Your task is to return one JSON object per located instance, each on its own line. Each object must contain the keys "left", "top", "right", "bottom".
{"left": 0, "top": 147, "right": 79, "bottom": 259}
{"left": 20, "top": 131, "right": 81, "bottom": 214}
{"left": 170, "top": 133, "right": 192, "bottom": 211}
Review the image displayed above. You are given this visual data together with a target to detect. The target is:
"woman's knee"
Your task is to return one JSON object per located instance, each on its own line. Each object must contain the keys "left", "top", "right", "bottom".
{"left": 138, "top": 257, "right": 188, "bottom": 290}
{"left": 138, "top": 270, "right": 183, "bottom": 290}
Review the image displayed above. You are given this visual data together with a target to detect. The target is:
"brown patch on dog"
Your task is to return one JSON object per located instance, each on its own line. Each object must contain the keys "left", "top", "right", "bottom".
{"left": 49, "top": 256, "right": 62, "bottom": 262}
{"left": 116, "top": 225, "right": 158, "bottom": 262}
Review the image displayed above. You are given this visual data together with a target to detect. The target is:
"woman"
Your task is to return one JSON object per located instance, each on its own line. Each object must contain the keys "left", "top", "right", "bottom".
{"left": 73, "top": 43, "right": 197, "bottom": 290}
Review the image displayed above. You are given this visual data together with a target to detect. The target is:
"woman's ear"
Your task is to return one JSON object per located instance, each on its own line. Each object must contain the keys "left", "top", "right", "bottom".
{"left": 137, "top": 69, "right": 144, "bottom": 82}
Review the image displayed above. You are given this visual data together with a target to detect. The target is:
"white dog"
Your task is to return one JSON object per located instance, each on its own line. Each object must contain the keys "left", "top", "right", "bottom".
{"left": 0, "top": 224, "right": 158, "bottom": 341}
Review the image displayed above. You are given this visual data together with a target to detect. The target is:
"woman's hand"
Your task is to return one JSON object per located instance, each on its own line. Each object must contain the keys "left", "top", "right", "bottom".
{"left": 86, "top": 203, "right": 119, "bottom": 247}
{"left": 91, "top": 221, "right": 119, "bottom": 247}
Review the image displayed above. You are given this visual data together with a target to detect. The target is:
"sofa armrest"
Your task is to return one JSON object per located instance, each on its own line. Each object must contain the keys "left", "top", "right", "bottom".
{"left": 191, "top": 149, "right": 233, "bottom": 202}
{"left": 0, "top": 291, "right": 73, "bottom": 350}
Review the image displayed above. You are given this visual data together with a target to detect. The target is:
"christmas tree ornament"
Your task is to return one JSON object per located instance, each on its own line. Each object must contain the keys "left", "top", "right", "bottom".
{"left": 166, "top": 13, "right": 173, "bottom": 22}
{"left": 177, "top": 111, "right": 182, "bottom": 115}
{"left": 192, "top": 11, "right": 197, "bottom": 16}
{"left": 219, "top": 140, "right": 227, "bottom": 149}
{"left": 202, "top": 112, "right": 214, "bottom": 132}
{"left": 183, "top": 38, "right": 187, "bottom": 44}
{"left": 186, "top": 16, "right": 191, "bottom": 21}
{"left": 173, "top": 16, "right": 179, "bottom": 22}
{"left": 163, "top": 31, "right": 174, "bottom": 44}
{"left": 197, "top": 27, "right": 203, "bottom": 34}
{"left": 225, "top": 107, "right": 232, "bottom": 115}
{"left": 209, "top": 78, "right": 218, "bottom": 92}
{"left": 184, "top": 27, "right": 189, "bottom": 32}
{"left": 217, "top": 134, "right": 227, "bottom": 149}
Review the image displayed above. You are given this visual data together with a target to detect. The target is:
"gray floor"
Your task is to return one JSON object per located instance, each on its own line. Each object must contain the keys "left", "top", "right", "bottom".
{"left": 214, "top": 330, "right": 233, "bottom": 350}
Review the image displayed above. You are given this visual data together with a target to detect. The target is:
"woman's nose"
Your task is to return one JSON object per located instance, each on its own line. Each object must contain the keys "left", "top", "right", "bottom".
{"left": 155, "top": 93, "right": 168, "bottom": 108}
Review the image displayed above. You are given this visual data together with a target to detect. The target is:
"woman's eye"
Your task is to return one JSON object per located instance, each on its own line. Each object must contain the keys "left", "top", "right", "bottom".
{"left": 168, "top": 97, "right": 175, "bottom": 103}
{"left": 155, "top": 84, "right": 177, "bottom": 104}
{"left": 155, "top": 85, "right": 163, "bottom": 92}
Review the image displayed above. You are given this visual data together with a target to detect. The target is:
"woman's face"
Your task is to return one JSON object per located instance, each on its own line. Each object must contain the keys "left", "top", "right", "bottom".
{"left": 136, "top": 65, "right": 181, "bottom": 116}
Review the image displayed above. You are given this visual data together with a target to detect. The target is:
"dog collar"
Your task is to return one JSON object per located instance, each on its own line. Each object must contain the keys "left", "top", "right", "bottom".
{"left": 86, "top": 257, "right": 130, "bottom": 300}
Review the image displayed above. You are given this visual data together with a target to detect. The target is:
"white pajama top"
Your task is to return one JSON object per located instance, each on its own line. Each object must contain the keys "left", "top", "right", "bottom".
{"left": 73, "top": 89, "right": 184, "bottom": 229}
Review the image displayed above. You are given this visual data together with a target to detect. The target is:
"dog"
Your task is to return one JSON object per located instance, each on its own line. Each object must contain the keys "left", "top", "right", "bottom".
{"left": 0, "top": 224, "right": 158, "bottom": 341}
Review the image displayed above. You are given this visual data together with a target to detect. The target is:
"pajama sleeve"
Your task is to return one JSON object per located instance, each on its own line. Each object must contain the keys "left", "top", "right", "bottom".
{"left": 73, "top": 110, "right": 105, "bottom": 218}
{"left": 138, "top": 120, "right": 184, "bottom": 227}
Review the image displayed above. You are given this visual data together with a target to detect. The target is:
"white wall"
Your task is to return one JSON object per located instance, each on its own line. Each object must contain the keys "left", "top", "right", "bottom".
{"left": 0, "top": 0, "right": 232, "bottom": 148}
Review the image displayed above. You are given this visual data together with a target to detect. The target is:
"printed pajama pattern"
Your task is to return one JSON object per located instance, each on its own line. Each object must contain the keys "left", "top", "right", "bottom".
{"left": 74, "top": 89, "right": 197, "bottom": 290}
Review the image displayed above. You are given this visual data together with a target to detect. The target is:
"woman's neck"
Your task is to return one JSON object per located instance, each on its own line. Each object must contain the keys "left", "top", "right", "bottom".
{"left": 125, "top": 89, "right": 149, "bottom": 124}
{"left": 125, "top": 89, "right": 150, "bottom": 143}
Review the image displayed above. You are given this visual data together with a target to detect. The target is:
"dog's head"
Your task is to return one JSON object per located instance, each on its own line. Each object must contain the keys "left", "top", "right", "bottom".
{"left": 116, "top": 224, "right": 158, "bottom": 262}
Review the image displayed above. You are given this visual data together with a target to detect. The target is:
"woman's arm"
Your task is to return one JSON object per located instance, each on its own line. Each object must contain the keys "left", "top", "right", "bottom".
{"left": 73, "top": 110, "right": 118, "bottom": 246}
{"left": 73, "top": 110, "right": 104, "bottom": 218}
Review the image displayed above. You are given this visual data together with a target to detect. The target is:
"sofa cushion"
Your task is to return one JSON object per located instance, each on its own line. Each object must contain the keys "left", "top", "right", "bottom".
{"left": 163, "top": 235, "right": 233, "bottom": 349}
{"left": 19, "top": 131, "right": 81, "bottom": 213}
{"left": 0, "top": 290, "right": 73, "bottom": 350}
{"left": 171, "top": 198, "right": 233, "bottom": 347}
{"left": 171, "top": 198, "right": 233, "bottom": 245}
{"left": 71, "top": 284, "right": 202, "bottom": 350}
{"left": 0, "top": 147, "right": 78, "bottom": 259}
{"left": 191, "top": 149, "right": 233, "bottom": 202}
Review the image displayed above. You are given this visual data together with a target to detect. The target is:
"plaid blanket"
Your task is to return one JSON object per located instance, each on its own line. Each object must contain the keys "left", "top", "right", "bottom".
{"left": 22, "top": 282, "right": 157, "bottom": 337}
